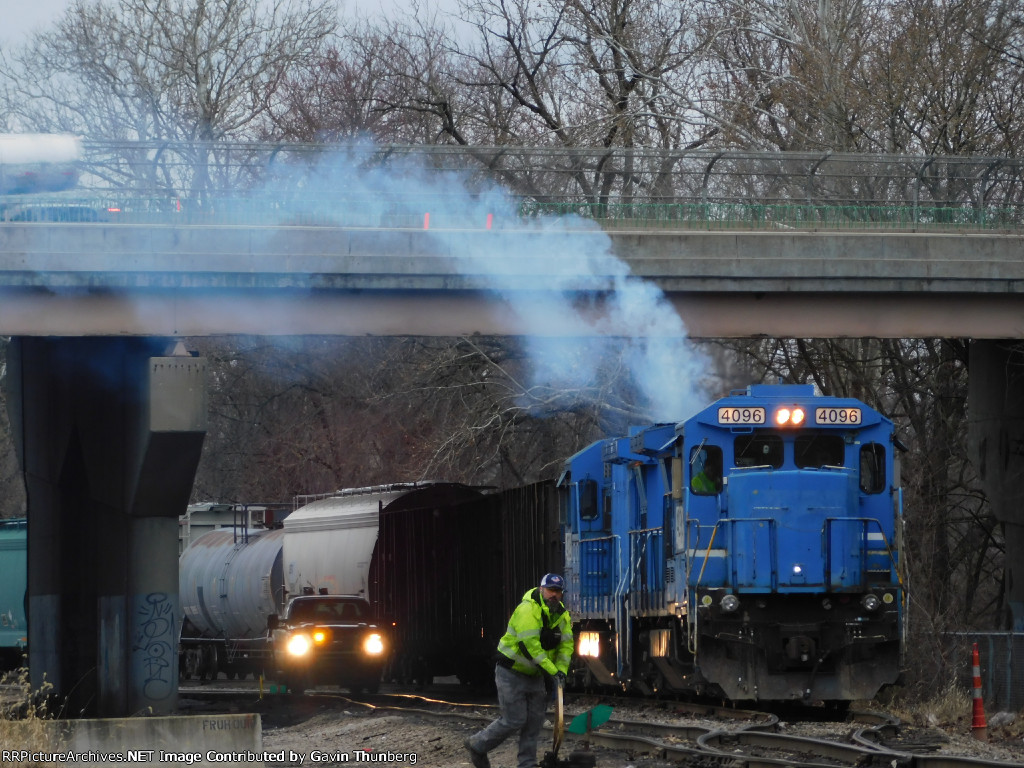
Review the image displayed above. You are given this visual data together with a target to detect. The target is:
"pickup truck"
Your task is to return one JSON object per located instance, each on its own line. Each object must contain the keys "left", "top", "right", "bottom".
{"left": 267, "top": 594, "right": 388, "bottom": 694}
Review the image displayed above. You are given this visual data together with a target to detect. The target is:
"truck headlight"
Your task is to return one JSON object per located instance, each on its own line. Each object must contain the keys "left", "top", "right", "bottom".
{"left": 287, "top": 633, "right": 312, "bottom": 657}
{"left": 363, "top": 633, "right": 385, "bottom": 655}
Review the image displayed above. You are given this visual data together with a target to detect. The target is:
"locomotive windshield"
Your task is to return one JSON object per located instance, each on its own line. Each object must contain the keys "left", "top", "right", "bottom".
{"left": 794, "top": 434, "right": 845, "bottom": 468}
{"left": 734, "top": 434, "right": 783, "bottom": 467}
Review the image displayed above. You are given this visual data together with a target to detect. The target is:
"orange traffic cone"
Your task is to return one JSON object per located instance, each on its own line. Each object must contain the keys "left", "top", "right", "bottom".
{"left": 971, "top": 642, "right": 988, "bottom": 742}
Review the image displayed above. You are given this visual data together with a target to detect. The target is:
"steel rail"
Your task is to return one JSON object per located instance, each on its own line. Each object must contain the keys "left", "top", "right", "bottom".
{"left": 181, "top": 686, "right": 1024, "bottom": 768}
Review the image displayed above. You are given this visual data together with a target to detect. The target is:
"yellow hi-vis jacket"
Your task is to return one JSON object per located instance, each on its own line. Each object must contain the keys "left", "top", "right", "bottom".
{"left": 496, "top": 588, "right": 573, "bottom": 677}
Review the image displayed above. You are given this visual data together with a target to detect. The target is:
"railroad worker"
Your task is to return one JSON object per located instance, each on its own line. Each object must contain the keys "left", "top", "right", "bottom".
{"left": 464, "top": 573, "right": 573, "bottom": 768}
{"left": 691, "top": 448, "right": 721, "bottom": 494}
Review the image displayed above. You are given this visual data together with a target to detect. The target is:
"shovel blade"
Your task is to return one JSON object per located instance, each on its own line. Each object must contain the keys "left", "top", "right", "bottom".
{"left": 553, "top": 681, "right": 565, "bottom": 754}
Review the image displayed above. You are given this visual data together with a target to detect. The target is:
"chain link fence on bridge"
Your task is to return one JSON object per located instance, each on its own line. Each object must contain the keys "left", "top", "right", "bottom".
{"left": 6, "top": 142, "right": 1024, "bottom": 230}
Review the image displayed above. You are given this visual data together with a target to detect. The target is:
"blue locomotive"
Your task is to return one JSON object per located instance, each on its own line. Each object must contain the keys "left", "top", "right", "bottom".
{"left": 561, "top": 384, "right": 905, "bottom": 703}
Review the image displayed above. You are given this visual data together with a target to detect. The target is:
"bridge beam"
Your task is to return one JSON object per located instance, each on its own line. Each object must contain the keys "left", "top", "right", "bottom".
{"left": 968, "top": 340, "right": 1024, "bottom": 629}
{"left": 6, "top": 337, "right": 207, "bottom": 716}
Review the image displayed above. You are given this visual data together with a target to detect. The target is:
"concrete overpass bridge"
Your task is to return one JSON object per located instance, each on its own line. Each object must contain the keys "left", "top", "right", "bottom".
{"left": 5, "top": 143, "right": 1024, "bottom": 717}
{"left": 3, "top": 223, "right": 1024, "bottom": 338}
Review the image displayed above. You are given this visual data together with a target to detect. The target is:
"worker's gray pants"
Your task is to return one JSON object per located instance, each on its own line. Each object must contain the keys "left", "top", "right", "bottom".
{"left": 469, "top": 664, "right": 548, "bottom": 768}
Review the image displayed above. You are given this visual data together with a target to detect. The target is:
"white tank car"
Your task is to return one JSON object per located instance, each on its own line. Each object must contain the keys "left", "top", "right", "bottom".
{"left": 178, "top": 527, "right": 286, "bottom": 639}
{"left": 281, "top": 486, "right": 413, "bottom": 599}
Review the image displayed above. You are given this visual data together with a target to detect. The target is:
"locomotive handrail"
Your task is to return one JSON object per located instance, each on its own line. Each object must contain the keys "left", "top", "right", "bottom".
{"left": 688, "top": 520, "right": 723, "bottom": 656}
{"left": 693, "top": 522, "right": 722, "bottom": 590}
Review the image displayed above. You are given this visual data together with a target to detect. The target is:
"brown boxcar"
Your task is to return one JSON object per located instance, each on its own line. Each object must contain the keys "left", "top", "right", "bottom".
{"left": 371, "top": 480, "right": 561, "bottom": 687}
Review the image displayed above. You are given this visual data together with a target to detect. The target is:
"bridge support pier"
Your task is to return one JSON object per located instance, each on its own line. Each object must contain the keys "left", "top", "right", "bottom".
{"left": 969, "top": 339, "right": 1024, "bottom": 630}
{"left": 6, "top": 337, "right": 207, "bottom": 717}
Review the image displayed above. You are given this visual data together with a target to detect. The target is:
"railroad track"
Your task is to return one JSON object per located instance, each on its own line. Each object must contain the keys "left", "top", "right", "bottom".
{"left": 181, "top": 686, "right": 1024, "bottom": 768}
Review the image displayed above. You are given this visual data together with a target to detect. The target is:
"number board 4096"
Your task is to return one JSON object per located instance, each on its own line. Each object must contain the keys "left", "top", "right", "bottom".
{"left": 717, "top": 407, "right": 766, "bottom": 425}
{"left": 815, "top": 407, "right": 862, "bottom": 425}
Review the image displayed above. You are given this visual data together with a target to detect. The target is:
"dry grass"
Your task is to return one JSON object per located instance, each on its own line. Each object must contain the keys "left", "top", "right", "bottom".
{"left": 885, "top": 680, "right": 1024, "bottom": 743}
{"left": 0, "top": 667, "right": 63, "bottom": 768}
{"left": 888, "top": 680, "right": 972, "bottom": 725}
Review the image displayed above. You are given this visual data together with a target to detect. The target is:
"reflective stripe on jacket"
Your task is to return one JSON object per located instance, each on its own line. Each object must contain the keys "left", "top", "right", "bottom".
{"left": 496, "top": 588, "right": 573, "bottom": 677}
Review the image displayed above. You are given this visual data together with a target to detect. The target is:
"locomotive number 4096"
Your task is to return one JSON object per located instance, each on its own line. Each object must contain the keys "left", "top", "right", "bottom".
{"left": 815, "top": 407, "right": 862, "bottom": 425}
{"left": 718, "top": 407, "right": 766, "bottom": 425}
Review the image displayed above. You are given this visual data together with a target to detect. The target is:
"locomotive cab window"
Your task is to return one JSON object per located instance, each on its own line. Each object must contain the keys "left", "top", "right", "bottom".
{"left": 579, "top": 478, "right": 599, "bottom": 520}
{"left": 860, "top": 443, "right": 886, "bottom": 494}
{"left": 734, "top": 434, "right": 783, "bottom": 468}
{"left": 690, "top": 445, "right": 723, "bottom": 494}
{"left": 794, "top": 434, "right": 845, "bottom": 469}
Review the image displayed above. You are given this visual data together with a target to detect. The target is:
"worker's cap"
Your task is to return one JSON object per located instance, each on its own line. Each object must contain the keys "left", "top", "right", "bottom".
{"left": 540, "top": 573, "right": 565, "bottom": 592}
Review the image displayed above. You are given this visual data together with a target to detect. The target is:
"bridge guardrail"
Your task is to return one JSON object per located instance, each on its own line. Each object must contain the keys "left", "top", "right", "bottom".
{"left": 3, "top": 195, "right": 1021, "bottom": 232}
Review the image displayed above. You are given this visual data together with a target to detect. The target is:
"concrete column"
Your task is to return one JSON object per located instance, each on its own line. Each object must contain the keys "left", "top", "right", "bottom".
{"left": 129, "top": 516, "right": 179, "bottom": 713}
{"left": 5, "top": 338, "right": 206, "bottom": 717}
{"left": 968, "top": 339, "right": 1024, "bottom": 630}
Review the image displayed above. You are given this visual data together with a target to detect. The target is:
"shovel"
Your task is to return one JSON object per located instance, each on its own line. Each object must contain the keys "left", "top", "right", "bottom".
{"left": 540, "top": 677, "right": 567, "bottom": 768}
{"left": 553, "top": 676, "right": 565, "bottom": 757}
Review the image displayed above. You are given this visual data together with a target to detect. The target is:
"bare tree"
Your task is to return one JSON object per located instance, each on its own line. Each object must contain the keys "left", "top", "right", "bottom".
{"left": 697, "top": 0, "right": 1024, "bottom": 155}
{"left": 851, "top": 0, "right": 1015, "bottom": 155}
{"left": 0, "top": 0, "right": 336, "bottom": 196}
{"left": 191, "top": 334, "right": 671, "bottom": 500}
{"left": 270, "top": 8, "right": 473, "bottom": 144}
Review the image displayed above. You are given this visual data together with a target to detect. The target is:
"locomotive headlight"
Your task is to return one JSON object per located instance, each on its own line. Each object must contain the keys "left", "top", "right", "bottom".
{"left": 861, "top": 594, "right": 881, "bottom": 612}
{"left": 578, "top": 631, "right": 601, "bottom": 657}
{"left": 720, "top": 594, "right": 740, "bottom": 613}
{"left": 286, "top": 633, "right": 312, "bottom": 657}
{"left": 775, "top": 407, "right": 806, "bottom": 426}
{"left": 363, "top": 633, "right": 385, "bottom": 655}
{"left": 792, "top": 565, "right": 803, "bottom": 575}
